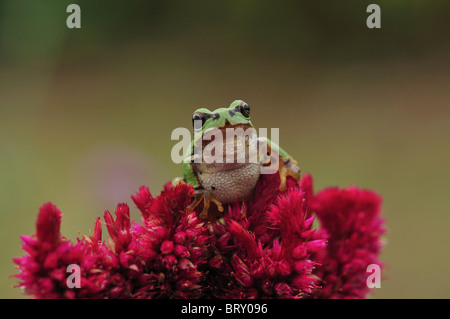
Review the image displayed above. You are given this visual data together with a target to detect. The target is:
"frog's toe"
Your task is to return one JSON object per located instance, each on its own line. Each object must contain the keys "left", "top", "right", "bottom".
{"left": 187, "top": 192, "right": 204, "bottom": 212}
{"left": 279, "top": 158, "right": 301, "bottom": 191}
{"left": 188, "top": 190, "right": 224, "bottom": 219}
{"left": 199, "top": 197, "right": 210, "bottom": 219}
{"left": 210, "top": 197, "right": 224, "bottom": 213}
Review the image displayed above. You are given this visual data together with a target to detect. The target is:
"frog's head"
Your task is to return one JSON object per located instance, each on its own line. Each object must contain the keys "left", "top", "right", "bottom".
{"left": 192, "top": 100, "right": 253, "bottom": 136}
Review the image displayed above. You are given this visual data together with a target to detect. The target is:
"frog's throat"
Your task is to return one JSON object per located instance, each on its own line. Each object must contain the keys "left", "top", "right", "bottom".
{"left": 195, "top": 161, "right": 255, "bottom": 173}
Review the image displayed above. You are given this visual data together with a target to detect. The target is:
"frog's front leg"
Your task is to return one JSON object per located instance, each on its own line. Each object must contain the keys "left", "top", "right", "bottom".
{"left": 182, "top": 161, "right": 224, "bottom": 219}
{"left": 259, "top": 137, "right": 301, "bottom": 191}
{"left": 187, "top": 188, "right": 224, "bottom": 219}
{"left": 278, "top": 157, "right": 301, "bottom": 191}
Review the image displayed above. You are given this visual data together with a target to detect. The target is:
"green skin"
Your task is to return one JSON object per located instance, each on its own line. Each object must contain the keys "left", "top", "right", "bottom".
{"left": 182, "top": 100, "right": 296, "bottom": 196}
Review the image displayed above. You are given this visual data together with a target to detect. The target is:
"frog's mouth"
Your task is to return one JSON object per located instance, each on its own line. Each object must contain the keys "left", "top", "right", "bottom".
{"left": 195, "top": 123, "right": 260, "bottom": 172}
{"left": 213, "top": 123, "right": 254, "bottom": 133}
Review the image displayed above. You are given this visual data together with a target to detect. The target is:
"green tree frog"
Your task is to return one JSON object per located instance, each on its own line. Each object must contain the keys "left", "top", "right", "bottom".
{"left": 178, "top": 100, "right": 300, "bottom": 219}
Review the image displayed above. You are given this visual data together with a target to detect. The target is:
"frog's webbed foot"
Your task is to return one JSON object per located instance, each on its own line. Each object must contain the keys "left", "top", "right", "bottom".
{"left": 187, "top": 189, "right": 224, "bottom": 219}
{"left": 279, "top": 158, "right": 301, "bottom": 191}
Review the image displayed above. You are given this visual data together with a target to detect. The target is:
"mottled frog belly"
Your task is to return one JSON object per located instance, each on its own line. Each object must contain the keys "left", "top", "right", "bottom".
{"left": 197, "top": 162, "right": 262, "bottom": 204}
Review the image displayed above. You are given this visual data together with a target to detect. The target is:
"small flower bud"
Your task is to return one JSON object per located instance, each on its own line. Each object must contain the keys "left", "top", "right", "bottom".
{"left": 160, "top": 240, "right": 174, "bottom": 254}
{"left": 277, "top": 260, "right": 292, "bottom": 277}
{"left": 306, "top": 240, "right": 327, "bottom": 253}
{"left": 292, "top": 244, "right": 307, "bottom": 259}
{"left": 275, "top": 282, "right": 291, "bottom": 296}
{"left": 174, "top": 245, "right": 189, "bottom": 258}
{"left": 173, "top": 231, "right": 186, "bottom": 244}
{"left": 178, "top": 258, "right": 194, "bottom": 270}
{"left": 154, "top": 227, "right": 167, "bottom": 240}
{"left": 294, "top": 259, "right": 314, "bottom": 274}
{"left": 162, "top": 254, "right": 177, "bottom": 268}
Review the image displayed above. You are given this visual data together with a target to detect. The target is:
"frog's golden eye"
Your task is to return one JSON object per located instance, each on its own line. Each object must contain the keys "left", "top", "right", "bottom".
{"left": 239, "top": 103, "right": 250, "bottom": 118}
{"left": 192, "top": 112, "right": 207, "bottom": 128}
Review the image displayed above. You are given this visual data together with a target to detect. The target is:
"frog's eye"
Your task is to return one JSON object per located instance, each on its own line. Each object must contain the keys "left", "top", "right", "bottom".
{"left": 192, "top": 112, "right": 207, "bottom": 128}
{"left": 239, "top": 103, "right": 250, "bottom": 118}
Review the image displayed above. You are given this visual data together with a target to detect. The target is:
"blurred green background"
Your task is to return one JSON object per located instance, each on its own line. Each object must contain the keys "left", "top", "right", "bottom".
{"left": 1, "top": 0, "right": 450, "bottom": 298}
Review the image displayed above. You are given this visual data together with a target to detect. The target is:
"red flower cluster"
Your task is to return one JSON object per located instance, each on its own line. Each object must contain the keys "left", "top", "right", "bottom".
{"left": 13, "top": 173, "right": 385, "bottom": 299}
{"left": 309, "top": 178, "right": 386, "bottom": 298}
{"left": 207, "top": 174, "right": 326, "bottom": 298}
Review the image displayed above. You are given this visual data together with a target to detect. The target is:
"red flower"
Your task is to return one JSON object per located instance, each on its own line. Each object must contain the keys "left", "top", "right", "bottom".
{"left": 12, "top": 203, "right": 116, "bottom": 298}
{"left": 308, "top": 177, "right": 386, "bottom": 298}
{"left": 13, "top": 173, "right": 385, "bottom": 299}
{"left": 207, "top": 174, "right": 326, "bottom": 298}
